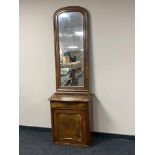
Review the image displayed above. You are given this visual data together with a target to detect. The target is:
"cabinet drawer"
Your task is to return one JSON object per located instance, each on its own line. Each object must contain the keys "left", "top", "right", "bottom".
{"left": 51, "top": 102, "right": 88, "bottom": 110}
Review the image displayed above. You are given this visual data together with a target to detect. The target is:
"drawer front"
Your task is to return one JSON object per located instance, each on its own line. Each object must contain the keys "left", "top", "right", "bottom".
{"left": 51, "top": 102, "right": 88, "bottom": 110}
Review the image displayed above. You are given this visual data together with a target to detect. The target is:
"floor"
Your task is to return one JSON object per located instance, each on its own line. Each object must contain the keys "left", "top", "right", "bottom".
{"left": 19, "top": 126, "right": 135, "bottom": 155}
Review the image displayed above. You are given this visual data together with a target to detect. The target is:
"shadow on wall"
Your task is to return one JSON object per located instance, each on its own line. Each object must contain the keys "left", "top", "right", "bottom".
{"left": 89, "top": 14, "right": 112, "bottom": 133}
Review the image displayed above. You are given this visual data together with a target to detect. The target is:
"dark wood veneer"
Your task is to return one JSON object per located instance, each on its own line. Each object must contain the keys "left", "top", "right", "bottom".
{"left": 49, "top": 95, "right": 92, "bottom": 146}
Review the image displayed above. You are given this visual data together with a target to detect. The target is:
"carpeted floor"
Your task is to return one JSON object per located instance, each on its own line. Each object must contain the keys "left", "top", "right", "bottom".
{"left": 19, "top": 126, "right": 135, "bottom": 155}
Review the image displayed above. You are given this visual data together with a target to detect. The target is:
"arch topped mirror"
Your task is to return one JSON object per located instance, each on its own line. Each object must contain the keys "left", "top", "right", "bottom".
{"left": 54, "top": 6, "right": 89, "bottom": 92}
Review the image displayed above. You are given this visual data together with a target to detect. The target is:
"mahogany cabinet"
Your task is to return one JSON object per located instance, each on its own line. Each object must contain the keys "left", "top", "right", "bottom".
{"left": 49, "top": 6, "right": 93, "bottom": 147}
{"left": 49, "top": 94, "right": 92, "bottom": 146}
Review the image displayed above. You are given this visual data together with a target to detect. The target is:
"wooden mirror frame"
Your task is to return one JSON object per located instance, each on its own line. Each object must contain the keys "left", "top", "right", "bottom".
{"left": 53, "top": 6, "right": 89, "bottom": 92}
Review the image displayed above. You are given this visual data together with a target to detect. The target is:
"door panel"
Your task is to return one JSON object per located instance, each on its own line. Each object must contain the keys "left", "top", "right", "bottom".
{"left": 53, "top": 109, "right": 87, "bottom": 145}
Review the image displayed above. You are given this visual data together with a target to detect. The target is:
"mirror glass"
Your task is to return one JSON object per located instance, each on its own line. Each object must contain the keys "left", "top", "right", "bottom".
{"left": 58, "top": 12, "right": 84, "bottom": 87}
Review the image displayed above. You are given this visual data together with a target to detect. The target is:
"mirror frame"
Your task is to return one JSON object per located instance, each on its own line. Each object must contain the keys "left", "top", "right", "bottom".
{"left": 53, "top": 6, "right": 89, "bottom": 92}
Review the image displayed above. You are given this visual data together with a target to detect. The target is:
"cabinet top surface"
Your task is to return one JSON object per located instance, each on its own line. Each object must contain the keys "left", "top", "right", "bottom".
{"left": 49, "top": 94, "right": 91, "bottom": 102}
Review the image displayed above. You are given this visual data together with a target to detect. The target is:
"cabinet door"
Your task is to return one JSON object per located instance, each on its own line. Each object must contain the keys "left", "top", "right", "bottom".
{"left": 53, "top": 109, "right": 89, "bottom": 146}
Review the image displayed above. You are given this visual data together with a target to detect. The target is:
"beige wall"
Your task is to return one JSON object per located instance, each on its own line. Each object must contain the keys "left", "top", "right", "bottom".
{"left": 19, "top": 0, "right": 135, "bottom": 135}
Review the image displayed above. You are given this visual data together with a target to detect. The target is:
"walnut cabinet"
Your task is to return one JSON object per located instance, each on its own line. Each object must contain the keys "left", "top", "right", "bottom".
{"left": 49, "top": 94, "right": 92, "bottom": 146}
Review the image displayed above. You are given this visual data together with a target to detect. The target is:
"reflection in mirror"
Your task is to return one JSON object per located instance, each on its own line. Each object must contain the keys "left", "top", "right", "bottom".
{"left": 58, "top": 12, "right": 84, "bottom": 87}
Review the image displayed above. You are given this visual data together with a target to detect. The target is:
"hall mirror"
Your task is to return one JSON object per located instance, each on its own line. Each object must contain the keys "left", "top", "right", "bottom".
{"left": 54, "top": 6, "right": 89, "bottom": 92}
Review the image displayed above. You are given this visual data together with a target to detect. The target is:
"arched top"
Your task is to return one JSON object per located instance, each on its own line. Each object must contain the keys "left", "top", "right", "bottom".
{"left": 54, "top": 6, "right": 88, "bottom": 18}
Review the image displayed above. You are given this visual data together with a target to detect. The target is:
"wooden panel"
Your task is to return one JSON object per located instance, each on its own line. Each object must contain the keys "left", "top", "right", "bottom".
{"left": 49, "top": 94, "right": 91, "bottom": 102}
{"left": 53, "top": 109, "right": 88, "bottom": 145}
{"left": 57, "top": 113, "right": 83, "bottom": 141}
{"left": 51, "top": 102, "right": 88, "bottom": 110}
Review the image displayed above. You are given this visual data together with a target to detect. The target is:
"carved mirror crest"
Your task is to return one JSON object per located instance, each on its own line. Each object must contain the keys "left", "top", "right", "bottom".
{"left": 54, "top": 6, "right": 89, "bottom": 92}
